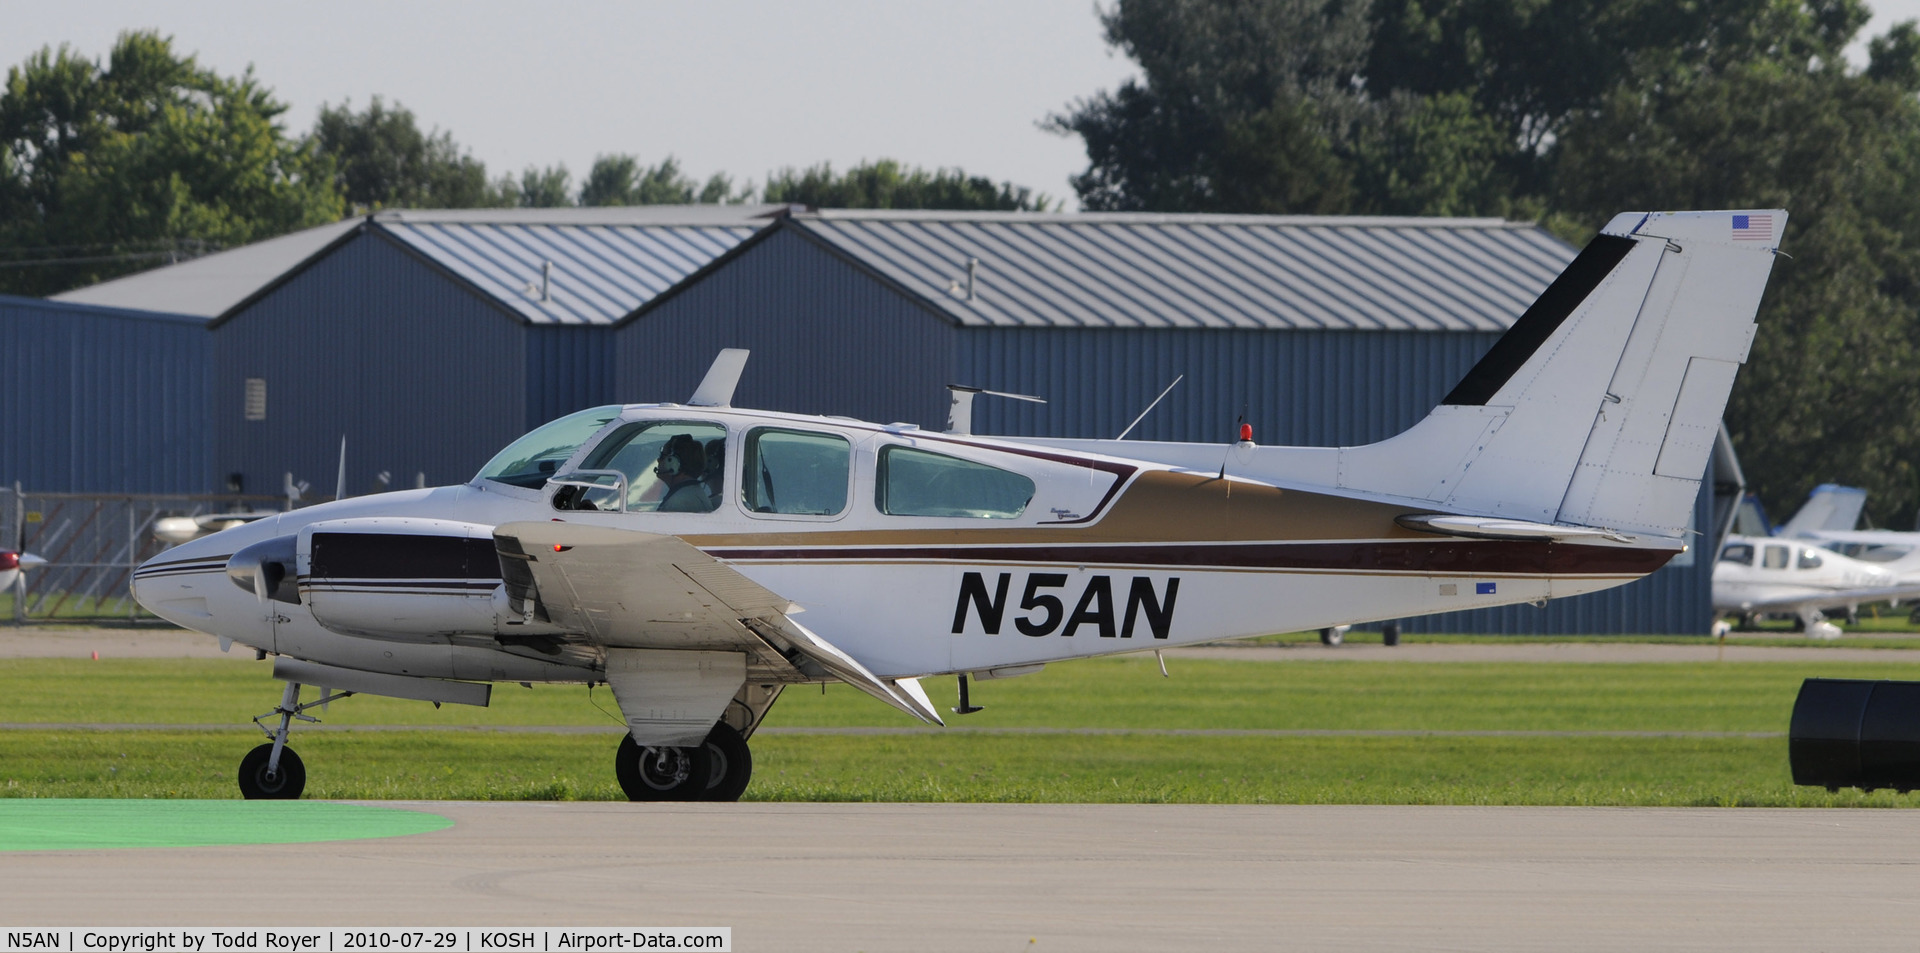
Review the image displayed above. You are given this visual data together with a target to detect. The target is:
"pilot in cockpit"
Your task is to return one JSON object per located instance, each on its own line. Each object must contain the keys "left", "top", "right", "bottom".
{"left": 654, "top": 434, "right": 715, "bottom": 513}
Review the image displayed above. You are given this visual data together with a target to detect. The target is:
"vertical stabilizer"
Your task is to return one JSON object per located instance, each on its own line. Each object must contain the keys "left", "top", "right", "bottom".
{"left": 1327, "top": 210, "right": 1785, "bottom": 539}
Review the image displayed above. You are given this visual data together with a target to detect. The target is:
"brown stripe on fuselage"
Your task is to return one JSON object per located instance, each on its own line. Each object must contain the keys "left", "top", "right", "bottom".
{"left": 684, "top": 471, "right": 1434, "bottom": 548}
{"left": 707, "top": 539, "right": 1675, "bottom": 577}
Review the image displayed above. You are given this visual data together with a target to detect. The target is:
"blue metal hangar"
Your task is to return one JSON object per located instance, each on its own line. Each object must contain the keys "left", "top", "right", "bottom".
{"left": 612, "top": 210, "right": 1717, "bottom": 634}
{"left": 199, "top": 206, "right": 786, "bottom": 497}
{"left": 0, "top": 295, "right": 210, "bottom": 494}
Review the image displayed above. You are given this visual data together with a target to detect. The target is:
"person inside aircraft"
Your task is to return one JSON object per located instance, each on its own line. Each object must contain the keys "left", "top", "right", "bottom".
{"left": 703, "top": 438, "right": 726, "bottom": 510}
{"left": 655, "top": 434, "right": 715, "bottom": 513}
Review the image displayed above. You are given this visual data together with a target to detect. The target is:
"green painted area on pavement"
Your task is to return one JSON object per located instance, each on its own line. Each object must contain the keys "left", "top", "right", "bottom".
{"left": 0, "top": 799, "right": 452, "bottom": 851}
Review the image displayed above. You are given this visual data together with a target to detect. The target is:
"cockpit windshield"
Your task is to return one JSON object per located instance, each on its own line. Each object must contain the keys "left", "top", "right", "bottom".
{"left": 474, "top": 405, "right": 623, "bottom": 488}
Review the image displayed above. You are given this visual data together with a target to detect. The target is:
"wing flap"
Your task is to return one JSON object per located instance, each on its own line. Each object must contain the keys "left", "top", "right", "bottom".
{"left": 493, "top": 520, "right": 942, "bottom": 726}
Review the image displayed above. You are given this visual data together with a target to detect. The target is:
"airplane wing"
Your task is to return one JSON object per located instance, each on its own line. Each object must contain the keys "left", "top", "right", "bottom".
{"left": 491, "top": 520, "right": 942, "bottom": 726}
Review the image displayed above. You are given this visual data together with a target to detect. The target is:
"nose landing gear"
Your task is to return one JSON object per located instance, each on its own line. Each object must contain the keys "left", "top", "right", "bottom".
{"left": 239, "top": 681, "right": 352, "bottom": 800}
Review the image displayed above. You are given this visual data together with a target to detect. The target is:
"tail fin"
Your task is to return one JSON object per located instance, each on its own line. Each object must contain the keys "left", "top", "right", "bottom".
{"left": 1780, "top": 484, "right": 1868, "bottom": 536}
{"left": 1334, "top": 209, "right": 1786, "bottom": 539}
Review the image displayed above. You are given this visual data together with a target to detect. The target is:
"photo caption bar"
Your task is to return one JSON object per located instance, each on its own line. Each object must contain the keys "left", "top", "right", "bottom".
{"left": 2, "top": 931, "right": 730, "bottom": 953}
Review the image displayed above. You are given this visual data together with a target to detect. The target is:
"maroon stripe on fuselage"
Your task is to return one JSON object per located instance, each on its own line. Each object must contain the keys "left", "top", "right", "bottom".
{"left": 706, "top": 540, "right": 1675, "bottom": 575}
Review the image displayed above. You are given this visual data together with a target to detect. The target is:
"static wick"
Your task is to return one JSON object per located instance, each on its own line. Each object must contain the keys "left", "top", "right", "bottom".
{"left": 1155, "top": 650, "right": 1168, "bottom": 678}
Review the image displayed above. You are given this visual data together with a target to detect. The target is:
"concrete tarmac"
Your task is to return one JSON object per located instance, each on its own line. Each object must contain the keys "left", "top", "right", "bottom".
{"left": 7, "top": 802, "right": 1920, "bottom": 952}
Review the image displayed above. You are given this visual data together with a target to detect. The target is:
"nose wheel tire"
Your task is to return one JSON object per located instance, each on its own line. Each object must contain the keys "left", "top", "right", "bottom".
{"left": 699, "top": 722, "right": 753, "bottom": 802}
{"left": 615, "top": 733, "right": 714, "bottom": 801}
{"left": 238, "top": 743, "right": 306, "bottom": 799}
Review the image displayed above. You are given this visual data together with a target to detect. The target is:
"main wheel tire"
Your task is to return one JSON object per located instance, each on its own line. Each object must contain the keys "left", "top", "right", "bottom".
{"left": 699, "top": 722, "right": 753, "bottom": 802}
{"left": 238, "top": 743, "right": 305, "bottom": 800}
{"left": 1381, "top": 622, "right": 1400, "bottom": 647}
{"left": 615, "top": 733, "right": 713, "bottom": 801}
{"left": 1319, "top": 627, "right": 1343, "bottom": 646}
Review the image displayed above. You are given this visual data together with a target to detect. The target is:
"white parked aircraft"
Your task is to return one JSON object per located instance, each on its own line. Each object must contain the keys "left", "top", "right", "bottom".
{"left": 1712, "top": 534, "right": 1920, "bottom": 638}
{"left": 1774, "top": 484, "right": 1920, "bottom": 588}
{"left": 134, "top": 209, "right": 1784, "bottom": 800}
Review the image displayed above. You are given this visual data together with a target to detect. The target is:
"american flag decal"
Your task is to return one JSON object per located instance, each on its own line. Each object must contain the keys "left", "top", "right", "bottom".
{"left": 1731, "top": 213, "right": 1773, "bottom": 241}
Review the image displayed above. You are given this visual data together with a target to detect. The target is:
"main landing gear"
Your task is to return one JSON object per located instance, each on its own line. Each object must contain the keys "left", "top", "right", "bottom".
{"left": 239, "top": 681, "right": 346, "bottom": 799}
{"left": 614, "top": 722, "right": 753, "bottom": 802}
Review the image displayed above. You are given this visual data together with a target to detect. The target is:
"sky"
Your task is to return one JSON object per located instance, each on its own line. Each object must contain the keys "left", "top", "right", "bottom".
{"left": 0, "top": 1, "right": 1138, "bottom": 209}
{"left": 5, "top": 1, "right": 1920, "bottom": 212}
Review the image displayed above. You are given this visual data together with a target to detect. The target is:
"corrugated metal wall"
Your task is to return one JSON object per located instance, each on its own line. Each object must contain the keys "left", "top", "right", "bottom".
{"left": 957, "top": 327, "right": 1502, "bottom": 444}
{"left": 213, "top": 232, "right": 529, "bottom": 496}
{"left": 0, "top": 295, "right": 211, "bottom": 493}
{"left": 526, "top": 325, "right": 616, "bottom": 428}
{"left": 615, "top": 228, "right": 956, "bottom": 425}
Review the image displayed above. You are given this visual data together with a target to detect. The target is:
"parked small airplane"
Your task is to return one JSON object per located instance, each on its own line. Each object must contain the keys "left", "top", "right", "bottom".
{"left": 134, "top": 209, "right": 1785, "bottom": 800}
{"left": 1712, "top": 533, "right": 1920, "bottom": 638}
{"left": 0, "top": 550, "right": 47, "bottom": 591}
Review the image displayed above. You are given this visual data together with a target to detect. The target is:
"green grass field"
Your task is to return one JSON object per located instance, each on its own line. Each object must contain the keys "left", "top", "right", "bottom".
{"left": 4, "top": 653, "right": 1919, "bottom": 805}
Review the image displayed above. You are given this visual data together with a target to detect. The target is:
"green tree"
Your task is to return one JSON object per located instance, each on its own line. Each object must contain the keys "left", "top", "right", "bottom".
{"left": 308, "top": 97, "right": 506, "bottom": 210}
{"left": 0, "top": 31, "right": 341, "bottom": 295}
{"left": 578, "top": 154, "right": 742, "bottom": 206}
{"left": 496, "top": 164, "right": 574, "bottom": 208}
{"left": 1553, "top": 60, "right": 1920, "bottom": 525}
{"left": 1047, "top": 0, "right": 1373, "bottom": 212}
{"left": 760, "top": 159, "right": 1050, "bottom": 211}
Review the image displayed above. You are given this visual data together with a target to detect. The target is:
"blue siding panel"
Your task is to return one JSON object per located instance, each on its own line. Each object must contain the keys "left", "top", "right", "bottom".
{"left": 213, "top": 233, "right": 529, "bottom": 496}
{"left": 0, "top": 295, "right": 210, "bottom": 493}
{"left": 526, "top": 326, "right": 617, "bottom": 427}
{"left": 615, "top": 228, "right": 956, "bottom": 427}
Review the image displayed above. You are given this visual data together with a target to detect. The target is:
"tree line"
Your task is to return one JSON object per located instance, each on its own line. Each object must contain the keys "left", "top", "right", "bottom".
{"left": 0, "top": 31, "right": 1052, "bottom": 298}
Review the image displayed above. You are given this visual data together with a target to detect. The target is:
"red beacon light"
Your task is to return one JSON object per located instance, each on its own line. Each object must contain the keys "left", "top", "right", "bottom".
{"left": 1238, "top": 423, "right": 1253, "bottom": 443}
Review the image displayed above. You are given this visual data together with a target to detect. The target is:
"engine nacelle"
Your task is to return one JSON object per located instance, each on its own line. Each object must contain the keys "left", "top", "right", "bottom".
{"left": 1789, "top": 678, "right": 1920, "bottom": 792}
{"left": 297, "top": 517, "right": 510, "bottom": 640}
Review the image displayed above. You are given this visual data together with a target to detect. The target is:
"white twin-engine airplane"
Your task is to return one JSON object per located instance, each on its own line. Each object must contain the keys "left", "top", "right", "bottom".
{"left": 134, "top": 209, "right": 1785, "bottom": 801}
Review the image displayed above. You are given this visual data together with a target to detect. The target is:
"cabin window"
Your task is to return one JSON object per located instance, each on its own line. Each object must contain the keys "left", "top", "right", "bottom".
{"left": 876, "top": 446, "right": 1035, "bottom": 519}
{"left": 742, "top": 428, "right": 850, "bottom": 517}
{"left": 477, "top": 405, "right": 623, "bottom": 488}
{"left": 1797, "top": 548, "right": 1824, "bottom": 570}
{"left": 1719, "top": 543, "right": 1754, "bottom": 566}
{"left": 1762, "top": 545, "right": 1790, "bottom": 569}
{"left": 554, "top": 420, "right": 726, "bottom": 512}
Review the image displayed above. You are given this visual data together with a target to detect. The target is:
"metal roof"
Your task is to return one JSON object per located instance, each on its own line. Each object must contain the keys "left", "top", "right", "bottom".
{"left": 51, "top": 205, "right": 788, "bottom": 323}
{"left": 50, "top": 219, "right": 361, "bottom": 318}
{"left": 379, "top": 220, "right": 757, "bottom": 325}
{"left": 790, "top": 210, "right": 1578, "bottom": 331}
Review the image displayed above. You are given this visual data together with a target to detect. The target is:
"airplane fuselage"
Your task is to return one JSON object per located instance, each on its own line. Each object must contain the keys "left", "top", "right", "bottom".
{"left": 136, "top": 405, "right": 1673, "bottom": 682}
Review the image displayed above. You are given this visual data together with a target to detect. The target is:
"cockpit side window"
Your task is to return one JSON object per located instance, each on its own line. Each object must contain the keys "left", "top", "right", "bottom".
{"left": 1719, "top": 543, "right": 1754, "bottom": 566}
{"left": 876, "top": 446, "right": 1035, "bottom": 519}
{"left": 1796, "top": 548, "right": 1824, "bottom": 570}
{"left": 742, "top": 428, "right": 850, "bottom": 517}
{"left": 475, "top": 405, "right": 623, "bottom": 488}
{"left": 553, "top": 420, "right": 726, "bottom": 513}
{"left": 1762, "top": 545, "right": 1790, "bottom": 569}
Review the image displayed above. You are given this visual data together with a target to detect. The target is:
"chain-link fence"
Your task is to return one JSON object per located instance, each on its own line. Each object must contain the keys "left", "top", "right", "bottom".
{"left": 2, "top": 485, "right": 281, "bottom": 624}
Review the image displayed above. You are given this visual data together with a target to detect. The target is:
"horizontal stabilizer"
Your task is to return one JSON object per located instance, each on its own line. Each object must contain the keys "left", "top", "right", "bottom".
{"left": 1396, "top": 514, "right": 1633, "bottom": 543}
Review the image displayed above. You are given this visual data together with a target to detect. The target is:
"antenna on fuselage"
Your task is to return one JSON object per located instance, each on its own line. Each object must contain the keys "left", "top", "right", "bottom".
{"left": 334, "top": 435, "right": 347, "bottom": 501}
{"left": 946, "top": 385, "right": 1047, "bottom": 435}
{"left": 1115, "top": 375, "right": 1184, "bottom": 440}
{"left": 688, "top": 349, "right": 751, "bottom": 407}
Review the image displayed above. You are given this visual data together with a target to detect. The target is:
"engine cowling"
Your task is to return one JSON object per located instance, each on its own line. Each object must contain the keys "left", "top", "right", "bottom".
{"left": 297, "top": 517, "right": 510, "bottom": 640}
